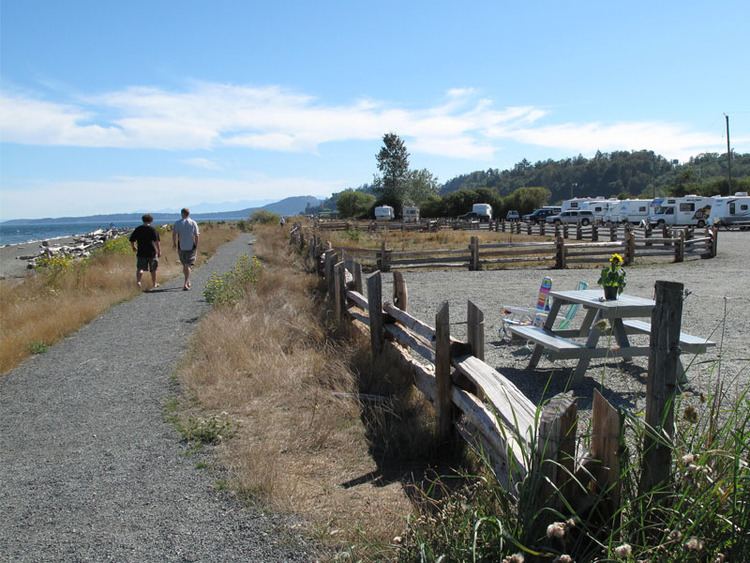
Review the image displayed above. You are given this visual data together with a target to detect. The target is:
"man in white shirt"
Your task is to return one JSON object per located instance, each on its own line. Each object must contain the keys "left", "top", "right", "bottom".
{"left": 172, "top": 208, "right": 200, "bottom": 291}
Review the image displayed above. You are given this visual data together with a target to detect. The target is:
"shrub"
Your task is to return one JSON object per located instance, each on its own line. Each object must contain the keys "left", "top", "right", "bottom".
{"left": 203, "top": 255, "right": 262, "bottom": 306}
{"left": 100, "top": 236, "right": 132, "bottom": 255}
{"left": 249, "top": 210, "right": 280, "bottom": 225}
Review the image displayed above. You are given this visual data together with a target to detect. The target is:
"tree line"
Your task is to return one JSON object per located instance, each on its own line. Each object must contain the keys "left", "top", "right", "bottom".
{"left": 309, "top": 134, "right": 749, "bottom": 219}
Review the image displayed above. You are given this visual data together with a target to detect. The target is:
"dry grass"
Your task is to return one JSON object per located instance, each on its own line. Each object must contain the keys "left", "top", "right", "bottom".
{"left": 323, "top": 224, "right": 551, "bottom": 252}
{"left": 176, "top": 225, "right": 430, "bottom": 559}
{"left": 0, "top": 222, "right": 239, "bottom": 374}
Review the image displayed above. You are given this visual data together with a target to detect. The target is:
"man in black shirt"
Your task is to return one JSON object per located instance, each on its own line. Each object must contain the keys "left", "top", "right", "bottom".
{"left": 129, "top": 214, "right": 161, "bottom": 290}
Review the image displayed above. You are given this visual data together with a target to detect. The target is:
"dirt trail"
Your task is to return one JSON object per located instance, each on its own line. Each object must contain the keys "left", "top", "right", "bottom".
{"left": 0, "top": 233, "right": 311, "bottom": 562}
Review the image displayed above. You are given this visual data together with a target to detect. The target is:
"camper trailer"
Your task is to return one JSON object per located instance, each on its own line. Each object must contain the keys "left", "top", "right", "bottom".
{"left": 649, "top": 195, "right": 713, "bottom": 227}
{"left": 471, "top": 203, "right": 493, "bottom": 222}
{"left": 604, "top": 199, "right": 653, "bottom": 224}
{"left": 707, "top": 193, "right": 750, "bottom": 229}
{"left": 561, "top": 197, "right": 617, "bottom": 222}
{"left": 374, "top": 205, "right": 395, "bottom": 221}
{"left": 402, "top": 206, "right": 420, "bottom": 223}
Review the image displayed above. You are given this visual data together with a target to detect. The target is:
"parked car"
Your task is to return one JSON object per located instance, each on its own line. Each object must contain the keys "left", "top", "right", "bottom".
{"left": 545, "top": 210, "right": 594, "bottom": 225}
{"left": 505, "top": 210, "right": 520, "bottom": 221}
{"left": 522, "top": 207, "right": 562, "bottom": 224}
{"left": 458, "top": 211, "right": 481, "bottom": 221}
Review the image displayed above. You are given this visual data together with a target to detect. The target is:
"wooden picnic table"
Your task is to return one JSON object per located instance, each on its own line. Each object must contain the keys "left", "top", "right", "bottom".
{"left": 509, "top": 289, "right": 714, "bottom": 385}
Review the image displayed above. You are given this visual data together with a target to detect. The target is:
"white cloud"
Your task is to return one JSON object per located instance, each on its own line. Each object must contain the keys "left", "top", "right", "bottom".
{"left": 0, "top": 83, "right": 735, "bottom": 161}
{"left": 0, "top": 175, "right": 336, "bottom": 220}
{"left": 181, "top": 157, "right": 222, "bottom": 170}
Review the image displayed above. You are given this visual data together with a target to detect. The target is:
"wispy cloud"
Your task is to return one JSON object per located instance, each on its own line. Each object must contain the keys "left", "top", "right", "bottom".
{"left": 181, "top": 157, "right": 222, "bottom": 170}
{"left": 0, "top": 82, "right": 732, "bottom": 161}
{"left": 0, "top": 175, "right": 336, "bottom": 220}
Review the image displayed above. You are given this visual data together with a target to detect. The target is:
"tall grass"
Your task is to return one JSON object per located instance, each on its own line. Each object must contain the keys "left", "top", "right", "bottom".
{"left": 399, "top": 364, "right": 750, "bottom": 562}
{"left": 0, "top": 223, "right": 238, "bottom": 374}
{"left": 175, "top": 224, "right": 423, "bottom": 559}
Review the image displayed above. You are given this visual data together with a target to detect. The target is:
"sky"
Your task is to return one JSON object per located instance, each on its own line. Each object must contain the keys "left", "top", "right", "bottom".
{"left": 1, "top": 0, "right": 749, "bottom": 221}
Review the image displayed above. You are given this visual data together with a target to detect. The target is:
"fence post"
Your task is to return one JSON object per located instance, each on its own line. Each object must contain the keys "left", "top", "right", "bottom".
{"left": 555, "top": 234, "right": 566, "bottom": 269}
{"left": 535, "top": 391, "right": 578, "bottom": 513}
{"left": 639, "top": 281, "right": 683, "bottom": 496}
{"left": 711, "top": 225, "right": 719, "bottom": 257}
{"left": 674, "top": 231, "right": 685, "bottom": 262}
{"left": 466, "top": 300, "right": 485, "bottom": 361}
{"left": 662, "top": 223, "right": 669, "bottom": 245}
{"left": 366, "top": 271, "right": 384, "bottom": 357}
{"left": 527, "top": 222, "right": 532, "bottom": 235}
{"left": 576, "top": 224, "right": 583, "bottom": 240}
{"left": 392, "top": 271, "right": 408, "bottom": 311}
{"left": 563, "top": 223, "right": 569, "bottom": 239}
{"left": 334, "top": 261, "right": 346, "bottom": 325}
{"left": 609, "top": 224, "right": 617, "bottom": 241}
{"left": 591, "top": 224, "right": 599, "bottom": 242}
{"left": 353, "top": 261, "right": 363, "bottom": 293}
{"left": 469, "top": 236, "right": 480, "bottom": 271}
{"left": 645, "top": 224, "right": 652, "bottom": 247}
{"left": 591, "top": 389, "right": 624, "bottom": 527}
{"left": 324, "top": 250, "right": 338, "bottom": 296}
{"left": 435, "top": 302, "right": 455, "bottom": 444}
{"left": 625, "top": 229, "right": 636, "bottom": 265}
{"left": 501, "top": 219, "right": 506, "bottom": 232}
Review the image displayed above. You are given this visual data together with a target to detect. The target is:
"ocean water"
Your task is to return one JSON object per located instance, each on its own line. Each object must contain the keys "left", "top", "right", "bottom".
{"left": 0, "top": 221, "right": 163, "bottom": 246}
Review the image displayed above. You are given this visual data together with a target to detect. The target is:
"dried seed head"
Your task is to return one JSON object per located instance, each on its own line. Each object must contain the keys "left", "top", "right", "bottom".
{"left": 668, "top": 529, "right": 682, "bottom": 541}
{"left": 546, "top": 521, "right": 566, "bottom": 539}
{"left": 553, "top": 555, "right": 573, "bottom": 563}
{"left": 614, "top": 543, "right": 632, "bottom": 558}
{"left": 684, "top": 536, "right": 705, "bottom": 551}
{"left": 681, "top": 453, "right": 695, "bottom": 465}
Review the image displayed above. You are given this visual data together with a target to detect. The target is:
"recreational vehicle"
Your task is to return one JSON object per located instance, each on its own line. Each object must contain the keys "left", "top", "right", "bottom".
{"left": 649, "top": 195, "right": 713, "bottom": 227}
{"left": 707, "top": 193, "right": 750, "bottom": 229}
{"left": 604, "top": 199, "right": 653, "bottom": 224}
{"left": 471, "top": 203, "right": 493, "bottom": 222}
{"left": 402, "top": 206, "right": 420, "bottom": 223}
{"left": 374, "top": 205, "right": 395, "bottom": 221}
{"left": 561, "top": 197, "right": 617, "bottom": 222}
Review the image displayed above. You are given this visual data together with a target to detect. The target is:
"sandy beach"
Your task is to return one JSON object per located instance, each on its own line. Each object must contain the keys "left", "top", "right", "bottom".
{"left": 0, "top": 236, "right": 79, "bottom": 280}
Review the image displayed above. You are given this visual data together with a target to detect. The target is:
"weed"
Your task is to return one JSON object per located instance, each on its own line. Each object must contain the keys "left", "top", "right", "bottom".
{"left": 203, "top": 255, "right": 261, "bottom": 306}
{"left": 214, "top": 479, "right": 229, "bottom": 491}
{"left": 28, "top": 341, "right": 48, "bottom": 354}
{"left": 177, "top": 414, "right": 235, "bottom": 445}
{"left": 195, "top": 461, "right": 209, "bottom": 470}
{"left": 99, "top": 236, "right": 131, "bottom": 255}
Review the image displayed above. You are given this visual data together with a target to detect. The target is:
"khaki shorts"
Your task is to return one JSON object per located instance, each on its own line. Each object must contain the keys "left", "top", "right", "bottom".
{"left": 136, "top": 256, "right": 158, "bottom": 272}
{"left": 179, "top": 249, "right": 197, "bottom": 266}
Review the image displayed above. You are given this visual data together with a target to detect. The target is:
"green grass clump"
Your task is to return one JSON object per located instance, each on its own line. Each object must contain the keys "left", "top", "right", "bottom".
{"left": 177, "top": 414, "right": 235, "bottom": 445}
{"left": 203, "top": 255, "right": 261, "bottom": 306}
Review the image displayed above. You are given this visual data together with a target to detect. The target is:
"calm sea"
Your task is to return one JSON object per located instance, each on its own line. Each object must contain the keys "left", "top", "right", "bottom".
{"left": 0, "top": 221, "right": 169, "bottom": 246}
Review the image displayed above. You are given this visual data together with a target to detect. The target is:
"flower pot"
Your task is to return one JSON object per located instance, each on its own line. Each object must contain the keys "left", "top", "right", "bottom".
{"left": 603, "top": 286, "right": 618, "bottom": 300}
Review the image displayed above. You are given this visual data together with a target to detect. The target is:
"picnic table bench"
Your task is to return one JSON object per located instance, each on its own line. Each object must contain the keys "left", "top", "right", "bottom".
{"left": 509, "top": 289, "right": 715, "bottom": 385}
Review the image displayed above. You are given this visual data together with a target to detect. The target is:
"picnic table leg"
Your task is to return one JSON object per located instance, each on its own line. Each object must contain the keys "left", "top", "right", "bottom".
{"left": 611, "top": 319, "right": 633, "bottom": 361}
{"left": 578, "top": 308, "right": 597, "bottom": 337}
{"left": 572, "top": 310, "right": 604, "bottom": 384}
{"left": 528, "top": 300, "right": 562, "bottom": 369}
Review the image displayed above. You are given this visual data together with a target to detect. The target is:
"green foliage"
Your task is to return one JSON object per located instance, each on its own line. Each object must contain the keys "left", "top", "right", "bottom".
{"left": 236, "top": 219, "right": 250, "bottom": 232}
{"left": 374, "top": 132, "right": 410, "bottom": 207}
{"left": 177, "top": 414, "right": 235, "bottom": 444}
{"left": 203, "top": 255, "right": 261, "bottom": 306}
{"left": 336, "top": 189, "right": 376, "bottom": 218}
{"left": 405, "top": 168, "right": 440, "bottom": 205}
{"left": 28, "top": 341, "right": 48, "bottom": 354}
{"left": 249, "top": 210, "right": 280, "bottom": 224}
{"left": 597, "top": 253, "right": 627, "bottom": 293}
{"left": 344, "top": 229, "right": 361, "bottom": 243}
{"left": 100, "top": 236, "right": 132, "bottom": 255}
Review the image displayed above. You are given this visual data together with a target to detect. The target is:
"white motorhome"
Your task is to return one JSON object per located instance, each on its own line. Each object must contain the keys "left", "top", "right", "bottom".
{"left": 561, "top": 197, "right": 617, "bottom": 223}
{"left": 472, "top": 203, "right": 493, "bottom": 221}
{"left": 707, "top": 193, "right": 750, "bottom": 229}
{"left": 604, "top": 199, "right": 654, "bottom": 224}
{"left": 649, "top": 195, "right": 713, "bottom": 227}
{"left": 374, "top": 205, "right": 395, "bottom": 221}
{"left": 402, "top": 206, "right": 420, "bottom": 223}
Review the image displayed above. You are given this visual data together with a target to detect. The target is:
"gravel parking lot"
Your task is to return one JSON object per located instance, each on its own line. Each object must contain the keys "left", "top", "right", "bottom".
{"left": 380, "top": 230, "right": 749, "bottom": 414}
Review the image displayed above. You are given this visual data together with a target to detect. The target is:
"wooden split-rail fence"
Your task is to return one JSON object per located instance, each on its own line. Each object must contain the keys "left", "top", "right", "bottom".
{"left": 290, "top": 224, "right": 689, "bottom": 525}
{"left": 305, "top": 224, "right": 718, "bottom": 272}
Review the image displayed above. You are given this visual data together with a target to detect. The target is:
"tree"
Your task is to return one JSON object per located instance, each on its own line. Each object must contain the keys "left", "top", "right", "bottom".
{"left": 373, "top": 133, "right": 410, "bottom": 209}
{"left": 336, "top": 189, "right": 376, "bottom": 218}
{"left": 405, "top": 168, "right": 439, "bottom": 205}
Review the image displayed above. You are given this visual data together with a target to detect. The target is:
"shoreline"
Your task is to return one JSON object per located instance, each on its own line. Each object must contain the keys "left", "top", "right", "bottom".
{"left": 0, "top": 235, "right": 81, "bottom": 279}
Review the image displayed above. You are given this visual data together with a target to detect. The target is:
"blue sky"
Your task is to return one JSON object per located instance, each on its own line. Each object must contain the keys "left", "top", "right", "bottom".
{"left": 1, "top": 0, "right": 748, "bottom": 220}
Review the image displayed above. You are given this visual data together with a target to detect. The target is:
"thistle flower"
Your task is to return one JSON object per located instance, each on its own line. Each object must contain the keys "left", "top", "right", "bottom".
{"left": 614, "top": 543, "right": 632, "bottom": 558}
{"left": 546, "top": 521, "right": 566, "bottom": 539}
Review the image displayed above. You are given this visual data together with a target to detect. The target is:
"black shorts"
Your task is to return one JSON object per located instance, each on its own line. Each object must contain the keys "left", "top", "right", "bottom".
{"left": 136, "top": 256, "right": 159, "bottom": 272}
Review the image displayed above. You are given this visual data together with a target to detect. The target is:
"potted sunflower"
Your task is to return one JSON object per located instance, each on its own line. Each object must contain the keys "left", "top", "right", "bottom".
{"left": 598, "top": 253, "right": 626, "bottom": 300}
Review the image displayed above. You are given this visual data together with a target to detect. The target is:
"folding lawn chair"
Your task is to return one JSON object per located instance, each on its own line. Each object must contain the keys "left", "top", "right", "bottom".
{"left": 500, "top": 276, "right": 552, "bottom": 340}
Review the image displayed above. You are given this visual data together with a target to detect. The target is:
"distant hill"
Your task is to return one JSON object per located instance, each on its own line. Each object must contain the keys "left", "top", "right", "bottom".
{"left": 1, "top": 196, "right": 322, "bottom": 225}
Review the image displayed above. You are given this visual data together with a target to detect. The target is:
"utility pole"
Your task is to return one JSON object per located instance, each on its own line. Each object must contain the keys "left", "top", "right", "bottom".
{"left": 725, "top": 114, "right": 732, "bottom": 196}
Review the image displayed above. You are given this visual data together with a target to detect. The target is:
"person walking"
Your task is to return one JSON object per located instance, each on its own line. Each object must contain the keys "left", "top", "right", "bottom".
{"left": 172, "top": 208, "right": 200, "bottom": 291}
{"left": 129, "top": 214, "right": 161, "bottom": 290}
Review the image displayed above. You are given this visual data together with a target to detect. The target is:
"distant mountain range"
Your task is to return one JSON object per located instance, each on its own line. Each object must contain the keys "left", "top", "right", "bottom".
{"left": 1, "top": 196, "right": 322, "bottom": 225}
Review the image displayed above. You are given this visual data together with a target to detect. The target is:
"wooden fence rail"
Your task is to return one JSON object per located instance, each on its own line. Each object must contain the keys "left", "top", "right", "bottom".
{"left": 299, "top": 224, "right": 718, "bottom": 272}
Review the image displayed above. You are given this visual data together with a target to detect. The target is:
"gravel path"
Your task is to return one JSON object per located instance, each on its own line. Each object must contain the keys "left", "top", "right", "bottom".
{"left": 381, "top": 231, "right": 750, "bottom": 413}
{"left": 0, "top": 233, "right": 312, "bottom": 562}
